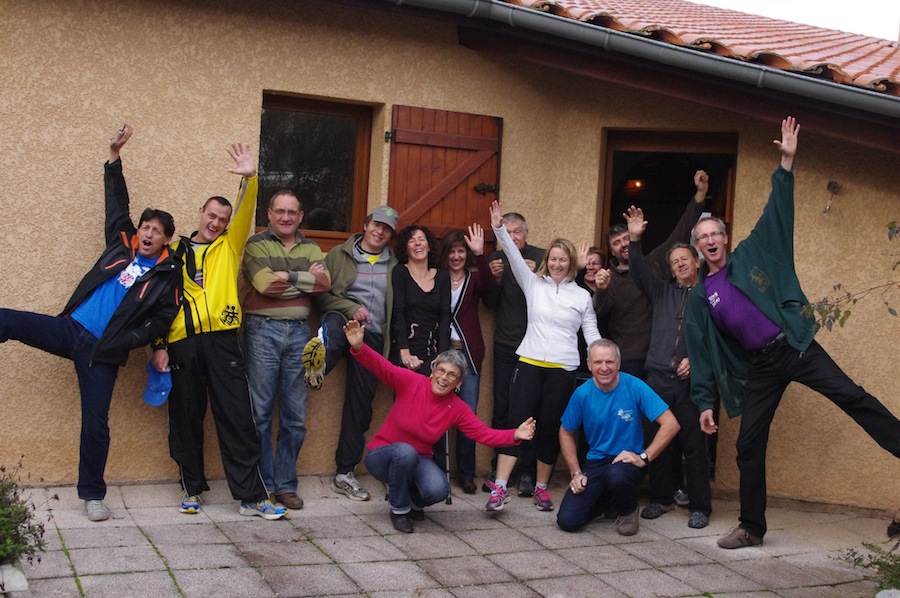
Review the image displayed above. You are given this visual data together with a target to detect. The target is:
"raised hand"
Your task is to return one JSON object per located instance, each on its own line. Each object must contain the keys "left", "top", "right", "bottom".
{"left": 465, "top": 223, "right": 485, "bottom": 256}
{"left": 109, "top": 124, "right": 132, "bottom": 162}
{"left": 226, "top": 143, "right": 257, "bottom": 178}
{"left": 342, "top": 320, "right": 365, "bottom": 350}
{"left": 576, "top": 241, "right": 590, "bottom": 270}
{"left": 693, "top": 169, "right": 709, "bottom": 201}
{"left": 488, "top": 200, "right": 503, "bottom": 229}
{"left": 774, "top": 116, "right": 800, "bottom": 171}
{"left": 624, "top": 205, "right": 647, "bottom": 241}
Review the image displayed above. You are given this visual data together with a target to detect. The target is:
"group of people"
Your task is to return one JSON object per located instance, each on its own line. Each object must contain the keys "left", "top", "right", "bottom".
{"left": 3, "top": 118, "right": 898, "bottom": 546}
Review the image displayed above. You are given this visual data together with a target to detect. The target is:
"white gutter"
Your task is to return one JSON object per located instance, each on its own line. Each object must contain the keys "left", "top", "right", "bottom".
{"left": 387, "top": 0, "right": 900, "bottom": 120}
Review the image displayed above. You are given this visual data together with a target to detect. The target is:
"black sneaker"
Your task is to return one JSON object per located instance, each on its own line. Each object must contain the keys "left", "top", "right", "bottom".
{"left": 517, "top": 473, "right": 535, "bottom": 497}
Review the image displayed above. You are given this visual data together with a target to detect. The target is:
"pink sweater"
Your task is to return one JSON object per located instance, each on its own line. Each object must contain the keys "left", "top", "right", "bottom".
{"left": 352, "top": 343, "right": 519, "bottom": 456}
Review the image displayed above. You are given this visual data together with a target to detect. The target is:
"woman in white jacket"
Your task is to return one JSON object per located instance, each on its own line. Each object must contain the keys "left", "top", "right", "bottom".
{"left": 485, "top": 200, "right": 601, "bottom": 513}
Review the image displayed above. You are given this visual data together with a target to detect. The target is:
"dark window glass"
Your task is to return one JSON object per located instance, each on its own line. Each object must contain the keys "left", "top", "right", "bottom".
{"left": 258, "top": 95, "right": 372, "bottom": 245}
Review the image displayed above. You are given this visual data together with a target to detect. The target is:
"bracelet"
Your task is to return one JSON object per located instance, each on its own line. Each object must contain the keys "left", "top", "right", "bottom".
{"left": 571, "top": 471, "right": 584, "bottom": 478}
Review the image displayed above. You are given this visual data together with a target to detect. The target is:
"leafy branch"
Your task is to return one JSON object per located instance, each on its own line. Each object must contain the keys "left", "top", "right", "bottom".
{"left": 839, "top": 541, "right": 900, "bottom": 590}
{"left": 804, "top": 222, "right": 900, "bottom": 330}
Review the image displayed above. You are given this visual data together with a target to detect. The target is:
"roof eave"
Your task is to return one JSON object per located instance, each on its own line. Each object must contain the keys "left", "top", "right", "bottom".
{"left": 382, "top": 0, "right": 900, "bottom": 123}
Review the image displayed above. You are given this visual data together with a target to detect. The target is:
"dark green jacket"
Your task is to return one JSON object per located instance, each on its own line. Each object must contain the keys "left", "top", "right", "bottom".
{"left": 686, "top": 166, "right": 816, "bottom": 416}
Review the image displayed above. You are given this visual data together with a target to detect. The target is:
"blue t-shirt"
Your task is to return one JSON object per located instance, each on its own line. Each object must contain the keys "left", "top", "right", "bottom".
{"left": 561, "top": 373, "right": 668, "bottom": 461}
{"left": 72, "top": 254, "right": 156, "bottom": 338}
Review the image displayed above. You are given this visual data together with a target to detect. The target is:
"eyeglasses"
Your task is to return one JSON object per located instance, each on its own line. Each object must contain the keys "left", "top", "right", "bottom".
{"left": 695, "top": 231, "right": 726, "bottom": 243}
{"left": 433, "top": 366, "right": 460, "bottom": 382}
{"left": 271, "top": 208, "right": 300, "bottom": 217}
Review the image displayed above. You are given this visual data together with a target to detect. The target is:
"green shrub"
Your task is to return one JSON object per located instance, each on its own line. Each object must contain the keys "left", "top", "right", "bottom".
{"left": 0, "top": 456, "right": 51, "bottom": 566}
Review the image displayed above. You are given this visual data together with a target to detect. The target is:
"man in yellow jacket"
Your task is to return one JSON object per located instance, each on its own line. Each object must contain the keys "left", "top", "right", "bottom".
{"left": 151, "top": 143, "right": 285, "bottom": 520}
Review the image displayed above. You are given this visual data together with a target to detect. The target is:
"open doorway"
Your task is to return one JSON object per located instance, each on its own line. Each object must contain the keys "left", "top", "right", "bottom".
{"left": 601, "top": 130, "right": 738, "bottom": 480}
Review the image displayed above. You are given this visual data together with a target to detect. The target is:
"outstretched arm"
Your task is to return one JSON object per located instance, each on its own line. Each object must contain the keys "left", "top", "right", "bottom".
{"left": 774, "top": 116, "right": 799, "bottom": 171}
{"left": 104, "top": 124, "right": 135, "bottom": 244}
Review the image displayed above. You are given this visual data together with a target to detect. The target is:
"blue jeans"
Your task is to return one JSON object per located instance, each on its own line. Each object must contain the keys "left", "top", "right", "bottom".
{"left": 455, "top": 372, "right": 480, "bottom": 480}
{"left": 244, "top": 315, "right": 311, "bottom": 494}
{"left": 364, "top": 443, "right": 450, "bottom": 514}
{"left": 0, "top": 309, "right": 119, "bottom": 500}
{"left": 557, "top": 458, "right": 644, "bottom": 532}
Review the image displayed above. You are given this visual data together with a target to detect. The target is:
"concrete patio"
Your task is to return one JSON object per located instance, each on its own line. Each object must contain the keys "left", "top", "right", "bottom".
{"left": 6, "top": 474, "right": 894, "bottom": 597}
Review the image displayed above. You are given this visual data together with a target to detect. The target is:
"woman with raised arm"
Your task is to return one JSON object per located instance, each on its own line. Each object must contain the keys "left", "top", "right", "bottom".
{"left": 486, "top": 200, "right": 601, "bottom": 514}
{"left": 342, "top": 320, "right": 535, "bottom": 533}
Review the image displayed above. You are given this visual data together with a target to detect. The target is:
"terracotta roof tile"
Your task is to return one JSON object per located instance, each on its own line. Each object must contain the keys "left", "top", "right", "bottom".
{"left": 504, "top": 0, "right": 900, "bottom": 96}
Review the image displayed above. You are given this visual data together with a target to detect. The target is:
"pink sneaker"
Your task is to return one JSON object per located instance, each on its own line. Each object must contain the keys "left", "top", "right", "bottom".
{"left": 532, "top": 486, "right": 554, "bottom": 511}
{"left": 485, "top": 480, "right": 509, "bottom": 512}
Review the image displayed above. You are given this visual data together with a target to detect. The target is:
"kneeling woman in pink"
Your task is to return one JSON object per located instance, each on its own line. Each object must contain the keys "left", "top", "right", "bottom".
{"left": 341, "top": 321, "right": 535, "bottom": 533}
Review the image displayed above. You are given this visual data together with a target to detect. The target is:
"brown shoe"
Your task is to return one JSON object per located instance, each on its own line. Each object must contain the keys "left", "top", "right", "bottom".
{"left": 717, "top": 527, "right": 763, "bottom": 549}
{"left": 615, "top": 509, "right": 639, "bottom": 536}
{"left": 461, "top": 479, "right": 477, "bottom": 495}
{"left": 275, "top": 492, "right": 304, "bottom": 510}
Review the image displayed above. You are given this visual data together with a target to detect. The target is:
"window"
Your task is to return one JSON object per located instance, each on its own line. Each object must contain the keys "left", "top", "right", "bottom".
{"left": 258, "top": 94, "right": 372, "bottom": 249}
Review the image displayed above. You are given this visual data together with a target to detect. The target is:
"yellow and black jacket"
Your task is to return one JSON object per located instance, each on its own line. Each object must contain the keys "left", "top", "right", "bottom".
{"left": 166, "top": 175, "right": 257, "bottom": 343}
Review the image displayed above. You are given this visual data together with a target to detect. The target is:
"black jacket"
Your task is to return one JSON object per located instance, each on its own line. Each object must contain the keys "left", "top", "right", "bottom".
{"left": 61, "top": 159, "right": 183, "bottom": 366}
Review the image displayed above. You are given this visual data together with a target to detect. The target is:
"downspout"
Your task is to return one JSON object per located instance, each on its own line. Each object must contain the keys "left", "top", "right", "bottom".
{"left": 388, "top": 0, "right": 900, "bottom": 120}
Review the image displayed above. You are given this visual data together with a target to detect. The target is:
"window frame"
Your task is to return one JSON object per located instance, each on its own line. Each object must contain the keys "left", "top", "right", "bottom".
{"left": 259, "top": 93, "right": 373, "bottom": 251}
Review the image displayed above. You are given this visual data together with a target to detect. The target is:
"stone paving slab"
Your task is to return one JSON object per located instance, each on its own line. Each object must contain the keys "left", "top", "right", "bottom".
{"left": 156, "top": 542, "right": 250, "bottom": 570}
{"left": 260, "top": 564, "right": 360, "bottom": 597}
{"left": 340, "top": 560, "right": 441, "bottom": 593}
{"left": 77, "top": 571, "right": 180, "bottom": 598}
{"left": 527, "top": 573, "right": 628, "bottom": 597}
{"left": 417, "top": 554, "right": 515, "bottom": 587}
{"left": 173, "top": 567, "right": 276, "bottom": 598}
{"left": 240, "top": 540, "right": 333, "bottom": 567}
{"left": 386, "top": 530, "right": 478, "bottom": 559}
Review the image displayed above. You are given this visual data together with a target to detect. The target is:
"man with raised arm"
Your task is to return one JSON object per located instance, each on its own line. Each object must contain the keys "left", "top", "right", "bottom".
{"left": 0, "top": 124, "right": 182, "bottom": 522}
{"left": 626, "top": 206, "right": 712, "bottom": 529}
{"left": 686, "top": 117, "right": 900, "bottom": 548}
{"left": 153, "top": 143, "right": 286, "bottom": 520}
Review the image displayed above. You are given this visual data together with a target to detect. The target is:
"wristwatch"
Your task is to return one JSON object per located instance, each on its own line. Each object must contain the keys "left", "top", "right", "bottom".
{"left": 639, "top": 451, "right": 650, "bottom": 466}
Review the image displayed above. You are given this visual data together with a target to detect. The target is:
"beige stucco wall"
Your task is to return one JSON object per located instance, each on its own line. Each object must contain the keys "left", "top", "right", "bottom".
{"left": 1, "top": 0, "right": 897, "bottom": 511}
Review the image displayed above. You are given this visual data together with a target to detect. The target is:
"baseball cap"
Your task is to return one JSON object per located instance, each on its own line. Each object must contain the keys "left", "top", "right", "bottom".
{"left": 368, "top": 205, "right": 398, "bottom": 232}
{"left": 143, "top": 362, "right": 172, "bottom": 406}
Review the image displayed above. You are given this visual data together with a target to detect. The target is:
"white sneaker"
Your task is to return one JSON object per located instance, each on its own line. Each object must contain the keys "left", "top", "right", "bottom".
{"left": 84, "top": 499, "right": 110, "bottom": 522}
